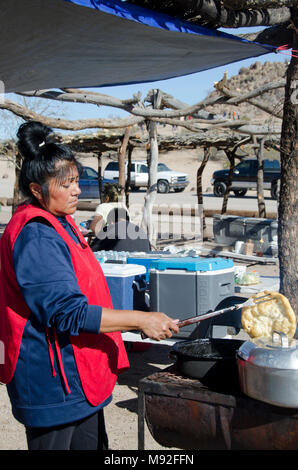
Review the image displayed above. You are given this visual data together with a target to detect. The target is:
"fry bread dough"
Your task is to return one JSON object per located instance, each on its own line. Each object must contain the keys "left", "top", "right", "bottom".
{"left": 241, "top": 290, "right": 296, "bottom": 339}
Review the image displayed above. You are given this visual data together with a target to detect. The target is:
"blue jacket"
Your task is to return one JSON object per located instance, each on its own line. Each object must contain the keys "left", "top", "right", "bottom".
{"left": 7, "top": 216, "right": 111, "bottom": 428}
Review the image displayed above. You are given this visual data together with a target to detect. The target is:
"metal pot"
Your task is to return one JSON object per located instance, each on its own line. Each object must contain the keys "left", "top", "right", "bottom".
{"left": 169, "top": 338, "right": 244, "bottom": 392}
{"left": 237, "top": 331, "right": 298, "bottom": 408}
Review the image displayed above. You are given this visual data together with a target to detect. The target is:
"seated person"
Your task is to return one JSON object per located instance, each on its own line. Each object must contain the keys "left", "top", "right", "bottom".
{"left": 91, "top": 207, "right": 151, "bottom": 253}
{"left": 89, "top": 183, "right": 126, "bottom": 235}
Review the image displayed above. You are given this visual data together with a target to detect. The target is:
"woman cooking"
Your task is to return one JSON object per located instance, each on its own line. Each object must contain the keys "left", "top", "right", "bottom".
{"left": 0, "top": 121, "right": 179, "bottom": 451}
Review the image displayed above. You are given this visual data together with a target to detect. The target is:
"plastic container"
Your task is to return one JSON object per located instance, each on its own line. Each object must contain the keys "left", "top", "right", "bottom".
{"left": 243, "top": 240, "right": 254, "bottom": 256}
{"left": 100, "top": 263, "right": 147, "bottom": 310}
{"left": 255, "top": 238, "right": 264, "bottom": 257}
{"left": 234, "top": 271, "right": 260, "bottom": 286}
{"left": 234, "top": 240, "right": 244, "bottom": 254}
{"left": 149, "top": 257, "right": 235, "bottom": 338}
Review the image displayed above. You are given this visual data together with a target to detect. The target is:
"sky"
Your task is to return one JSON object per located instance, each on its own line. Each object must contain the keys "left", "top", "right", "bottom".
{"left": 0, "top": 26, "right": 289, "bottom": 140}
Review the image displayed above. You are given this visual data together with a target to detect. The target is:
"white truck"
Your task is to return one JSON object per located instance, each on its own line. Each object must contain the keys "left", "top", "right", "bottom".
{"left": 103, "top": 161, "right": 189, "bottom": 193}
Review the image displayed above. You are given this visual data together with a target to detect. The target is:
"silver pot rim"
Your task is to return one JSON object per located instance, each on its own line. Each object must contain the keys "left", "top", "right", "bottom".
{"left": 237, "top": 331, "right": 298, "bottom": 370}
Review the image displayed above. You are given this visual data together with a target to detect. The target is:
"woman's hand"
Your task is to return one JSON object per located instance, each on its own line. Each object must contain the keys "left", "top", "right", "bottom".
{"left": 138, "top": 312, "right": 180, "bottom": 341}
{"left": 100, "top": 308, "right": 179, "bottom": 341}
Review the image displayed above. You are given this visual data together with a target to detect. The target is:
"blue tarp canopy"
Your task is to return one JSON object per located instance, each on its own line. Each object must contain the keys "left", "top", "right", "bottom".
{"left": 1, "top": 0, "right": 276, "bottom": 93}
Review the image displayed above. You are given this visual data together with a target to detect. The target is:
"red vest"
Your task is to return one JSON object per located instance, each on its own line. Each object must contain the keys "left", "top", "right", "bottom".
{"left": 0, "top": 203, "right": 129, "bottom": 406}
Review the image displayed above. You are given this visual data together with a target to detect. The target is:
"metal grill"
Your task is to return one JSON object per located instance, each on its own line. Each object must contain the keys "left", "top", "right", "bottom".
{"left": 138, "top": 367, "right": 298, "bottom": 450}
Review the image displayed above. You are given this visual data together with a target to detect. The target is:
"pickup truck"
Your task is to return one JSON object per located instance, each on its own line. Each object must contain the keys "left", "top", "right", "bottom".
{"left": 211, "top": 158, "right": 280, "bottom": 200}
{"left": 103, "top": 161, "right": 189, "bottom": 193}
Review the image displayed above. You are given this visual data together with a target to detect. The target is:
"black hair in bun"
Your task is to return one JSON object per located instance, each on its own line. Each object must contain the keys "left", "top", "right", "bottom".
{"left": 17, "top": 120, "right": 82, "bottom": 203}
{"left": 17, "top": 121, "right": 53, "bottom": 161}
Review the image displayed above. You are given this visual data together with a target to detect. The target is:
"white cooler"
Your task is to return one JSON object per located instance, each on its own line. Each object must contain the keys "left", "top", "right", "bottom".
{"left": 100, "top": 263, "right": 147, "bottom": 310}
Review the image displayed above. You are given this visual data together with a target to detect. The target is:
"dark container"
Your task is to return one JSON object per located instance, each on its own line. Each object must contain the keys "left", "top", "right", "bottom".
{"left": 170, "top": 338, "right": 244, "bottom": 392}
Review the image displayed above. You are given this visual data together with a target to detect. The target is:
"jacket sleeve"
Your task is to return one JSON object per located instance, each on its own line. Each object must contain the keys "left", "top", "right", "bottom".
{"left": 12, "top": 221, "right": 102, "bottom": 335}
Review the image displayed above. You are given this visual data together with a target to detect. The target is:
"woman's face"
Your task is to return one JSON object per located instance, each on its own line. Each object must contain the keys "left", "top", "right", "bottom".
{"left": 31, "top": 164, "right": 81, "bottom": 216}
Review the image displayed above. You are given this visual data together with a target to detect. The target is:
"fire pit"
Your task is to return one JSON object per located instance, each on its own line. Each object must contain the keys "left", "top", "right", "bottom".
{"left": 138, "top": 366, "right": 298, "bottom": 450}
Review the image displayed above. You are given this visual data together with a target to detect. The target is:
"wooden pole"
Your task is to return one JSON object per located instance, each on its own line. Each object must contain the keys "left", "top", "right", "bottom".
{"left": 256, "top": 137, "right": 266, "bottom": 218}
{"left": 96, "top": 151, "right": 103, "bottom": 200}
{"left": 142, "top": 89, "right": 162, "bottom": 246}
{"left": 125, "top": 145, "right": 133, "bottom": 208}
{"left": 117, "top": 126, "right": 131, "bottom": 194}
{"left": 196, "top": 147, "right": 210, "bottom": 236}
{"left": 221, "top": 150, "right": 235, "bottom": 215}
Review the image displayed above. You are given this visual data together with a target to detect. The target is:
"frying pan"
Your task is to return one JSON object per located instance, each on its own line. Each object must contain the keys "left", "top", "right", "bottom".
{"left": 169, "top": 338, "right": 244, "bottom": 392}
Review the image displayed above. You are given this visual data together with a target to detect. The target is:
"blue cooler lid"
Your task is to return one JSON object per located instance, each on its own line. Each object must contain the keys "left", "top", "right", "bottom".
{"left": 149, "top": 257, "right": 234, "bottom": 272}
{"left": 127, "top": 257, "right": 160, "bottom": 265}
{"left": 127, "top": 256, "right": 160, "bottom": 281}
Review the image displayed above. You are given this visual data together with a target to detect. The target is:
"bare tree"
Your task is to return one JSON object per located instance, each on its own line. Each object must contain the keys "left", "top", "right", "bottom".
{"left": 278, "top": 10, "right": 298, "bottom": 313}
{"left": 0, "top": 95, "right": 66, "bottom": 143}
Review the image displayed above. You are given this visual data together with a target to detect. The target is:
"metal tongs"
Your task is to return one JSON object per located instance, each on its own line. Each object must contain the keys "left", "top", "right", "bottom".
{"left": 140, "top": 292, "right": 273, "bottom": 339}
{"left": 176, "top": 292, "right": 273, "bottom": 328}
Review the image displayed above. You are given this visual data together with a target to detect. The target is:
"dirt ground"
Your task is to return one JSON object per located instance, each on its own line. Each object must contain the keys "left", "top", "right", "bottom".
{"left": 0, "top": 342, "right": 180, "bottom": 451}
{"left": 0, "top": 147, "right": 279, "bottom": 451}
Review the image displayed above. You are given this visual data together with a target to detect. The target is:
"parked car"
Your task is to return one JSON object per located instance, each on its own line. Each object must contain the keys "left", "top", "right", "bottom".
{"left": 210, "top": 158, "right": 280, "bottom": 200}
{"left": 103, "top": 161, "right": 189, "bottom": 193}
{"left": 78, "top": 166, "right": 115, "bottom": 199}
